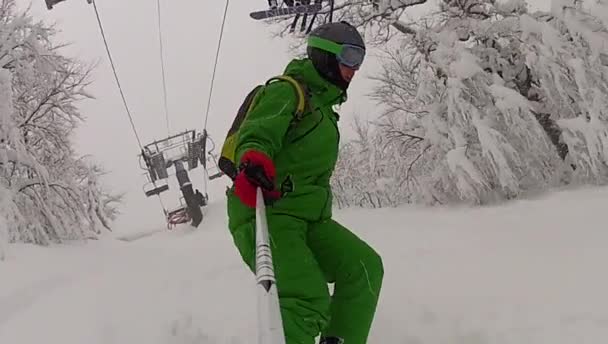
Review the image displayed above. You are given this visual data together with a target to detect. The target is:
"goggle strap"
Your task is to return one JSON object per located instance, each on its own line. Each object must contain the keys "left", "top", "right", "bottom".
{"left": 307, "top": 36, "right": 344, "bottom": 55}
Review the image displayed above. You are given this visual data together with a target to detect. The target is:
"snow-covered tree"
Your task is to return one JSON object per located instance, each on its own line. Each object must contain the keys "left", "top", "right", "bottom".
{"left": 524, "top": 0, "right": 608, "bottom": 182}
{"left": 317, "top": 0, "right": 608, "bottom": 206}
{"left": 0, "top": 0, "right": 119, "bottom": 256}
{"left": 331, "top": 116, "right": 403, "bottom": 208}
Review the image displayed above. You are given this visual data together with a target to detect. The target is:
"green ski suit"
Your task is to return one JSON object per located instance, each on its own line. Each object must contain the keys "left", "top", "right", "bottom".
{"left": 226, "top": 58, "right": 384, "bottom": 344}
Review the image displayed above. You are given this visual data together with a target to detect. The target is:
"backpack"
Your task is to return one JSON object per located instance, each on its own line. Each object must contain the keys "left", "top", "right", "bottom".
{"left": 217, "top": 75, "right": 310, "bottom": 180}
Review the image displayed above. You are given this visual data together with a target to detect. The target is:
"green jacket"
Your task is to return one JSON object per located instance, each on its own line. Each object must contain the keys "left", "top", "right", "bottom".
{"left": 227, "top": 58, "right": 346, "bottom": 223}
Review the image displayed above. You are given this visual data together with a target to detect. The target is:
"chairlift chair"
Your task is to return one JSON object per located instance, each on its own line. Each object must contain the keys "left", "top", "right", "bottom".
{"left": 138, "top": 129, "right": 211, "bottom": 228}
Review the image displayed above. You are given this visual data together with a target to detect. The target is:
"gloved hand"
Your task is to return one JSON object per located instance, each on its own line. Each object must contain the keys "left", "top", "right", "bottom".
{"left": 234, "top": 150, "right": 281, "bottom": 207}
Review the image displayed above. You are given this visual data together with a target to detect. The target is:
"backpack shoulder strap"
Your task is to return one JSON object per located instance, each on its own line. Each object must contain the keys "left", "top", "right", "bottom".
{"left": 265, "top": 75, "right": 309, "bottom": 120}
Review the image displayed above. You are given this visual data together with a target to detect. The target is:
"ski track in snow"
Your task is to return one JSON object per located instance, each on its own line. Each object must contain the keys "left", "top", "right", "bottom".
{"left": 1, "top": 188, "right": 608, "bottom": 343}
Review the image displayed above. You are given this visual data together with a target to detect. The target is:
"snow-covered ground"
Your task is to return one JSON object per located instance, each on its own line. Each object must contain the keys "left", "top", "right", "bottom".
{"left": 1, "top": 186, "right": 608, "bottom": 344}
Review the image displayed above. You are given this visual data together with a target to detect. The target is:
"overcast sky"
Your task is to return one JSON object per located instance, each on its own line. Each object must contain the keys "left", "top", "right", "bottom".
{"left": 16, "top": 0, "right": 549, "bottom": 234}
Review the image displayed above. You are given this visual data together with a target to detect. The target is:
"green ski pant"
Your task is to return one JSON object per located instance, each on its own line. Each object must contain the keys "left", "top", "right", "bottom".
{"left": 229, "top": 214, "right": 384, "bottom": 344}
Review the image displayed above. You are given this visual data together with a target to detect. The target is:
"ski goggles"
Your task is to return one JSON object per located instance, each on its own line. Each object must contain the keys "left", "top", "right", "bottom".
{"left": 308, "top": 36, "right": 365, "bottom": 70}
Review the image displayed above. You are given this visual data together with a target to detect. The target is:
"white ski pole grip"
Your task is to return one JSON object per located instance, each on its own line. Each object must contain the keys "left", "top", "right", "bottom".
{"left": 255, "top": 187, "right": 286, "bottom": 344}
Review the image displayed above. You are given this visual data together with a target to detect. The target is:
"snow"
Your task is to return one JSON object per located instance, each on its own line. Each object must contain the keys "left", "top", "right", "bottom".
{"left": 473, "top": 114, "right": 519, "bottom": 193}
{"left": 2, "top": 186, "right": 608, "bottom": 343}
{"left": 448, "top": 50, "right": 483, "bottom": 80}
{"left": 446, "top": 145, "right": 488, "bottom": 199}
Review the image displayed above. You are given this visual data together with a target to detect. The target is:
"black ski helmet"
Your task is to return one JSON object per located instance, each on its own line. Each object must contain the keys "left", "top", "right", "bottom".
{"left": 307, "top": 21, "right": 365, "bottom": 90}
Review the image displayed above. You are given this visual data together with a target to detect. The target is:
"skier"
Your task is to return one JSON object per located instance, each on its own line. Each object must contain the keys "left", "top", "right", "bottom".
{"left": 226, "top": 22, "right": 383, "bottom": 344}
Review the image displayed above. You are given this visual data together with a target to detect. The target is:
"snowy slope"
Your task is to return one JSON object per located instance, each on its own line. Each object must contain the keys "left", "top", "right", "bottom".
{"left": 1, "top": 186, "right": 608, "bottom": 344}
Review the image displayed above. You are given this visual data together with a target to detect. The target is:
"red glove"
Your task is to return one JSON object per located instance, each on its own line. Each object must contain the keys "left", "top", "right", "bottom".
{"left": 234, "top": 150, "right": 281, "bottom": 208}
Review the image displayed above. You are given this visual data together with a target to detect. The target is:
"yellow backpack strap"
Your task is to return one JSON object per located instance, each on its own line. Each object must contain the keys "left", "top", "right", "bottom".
{"left": 265, "top": 75, "right": 307, "bottom": 119}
